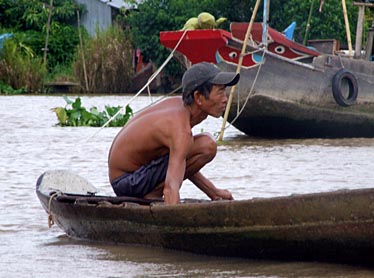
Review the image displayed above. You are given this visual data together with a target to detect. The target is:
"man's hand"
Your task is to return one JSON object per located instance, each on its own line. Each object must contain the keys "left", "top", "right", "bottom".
{"left": 211, "top": 188, "right": 234, "bottom": 201}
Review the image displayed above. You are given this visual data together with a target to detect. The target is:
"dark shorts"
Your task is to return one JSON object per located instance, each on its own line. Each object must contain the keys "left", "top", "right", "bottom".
{"left": 110, "top": 155, "right": 169, "bottom": 197}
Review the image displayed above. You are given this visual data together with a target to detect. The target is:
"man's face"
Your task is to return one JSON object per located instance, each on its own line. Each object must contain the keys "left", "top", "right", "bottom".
{"left": 201, "top": 84, "right": 228, "bottom": 118}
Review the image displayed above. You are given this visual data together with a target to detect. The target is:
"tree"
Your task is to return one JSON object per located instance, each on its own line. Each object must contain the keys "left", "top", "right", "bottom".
{"left": 270, "top": 0, "right": 358, "bottom": 48}
{"left": 0, "top": 0, "right": 85, "bottom": 70}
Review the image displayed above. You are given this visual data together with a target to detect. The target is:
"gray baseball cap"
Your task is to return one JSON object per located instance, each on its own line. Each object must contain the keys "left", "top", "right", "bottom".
{"left": 182, "top": 62, "right": 240, "bottom": 94}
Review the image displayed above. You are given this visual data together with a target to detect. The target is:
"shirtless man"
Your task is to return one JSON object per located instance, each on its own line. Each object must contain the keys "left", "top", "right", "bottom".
{"left": 108, "top": 62, "right": 240, "bottom": 205}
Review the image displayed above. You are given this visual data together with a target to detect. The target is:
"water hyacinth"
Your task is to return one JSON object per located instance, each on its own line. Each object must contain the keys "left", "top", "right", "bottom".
{"left": 51, "top": 96, "right": 133, "bottom": 127}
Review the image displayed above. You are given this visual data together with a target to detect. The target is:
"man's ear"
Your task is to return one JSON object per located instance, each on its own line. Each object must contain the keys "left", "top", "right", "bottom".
{"left": 193, "top": 91, "right": 203, "bottom": 105}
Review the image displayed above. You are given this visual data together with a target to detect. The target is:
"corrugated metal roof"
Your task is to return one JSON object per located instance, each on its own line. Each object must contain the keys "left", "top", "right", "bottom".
{"left": 100, "top": 0, "right": 141, "bottom": 9}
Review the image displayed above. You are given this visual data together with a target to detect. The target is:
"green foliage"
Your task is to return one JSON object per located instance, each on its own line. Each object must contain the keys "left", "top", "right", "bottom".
{"left": 0, "top": 37, "right": 46, "bottom": 92}
{"left": 0, "top": 0, "right": 85, "bottom": 70}
{"left": 52, "top": 96, "right": 133, "bottom": 127}
{"left": 0, "top": 80, "right": 25, "bottom": 94}
{"left": 45, "top": 24, "right": 82, "bottom": 69}
{"left": 46, "top": 63, "right": 75, "bottom": 83}
{"left": 73, "top": 26, "right": 133, "bottom": 94}
{"left": 270, "top": 0, "right": 358, "bottom": 47}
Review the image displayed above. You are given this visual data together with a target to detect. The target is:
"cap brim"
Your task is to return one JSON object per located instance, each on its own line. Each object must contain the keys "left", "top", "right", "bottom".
{"left": 210, "top": 72, "right": 240, "bottom": 87}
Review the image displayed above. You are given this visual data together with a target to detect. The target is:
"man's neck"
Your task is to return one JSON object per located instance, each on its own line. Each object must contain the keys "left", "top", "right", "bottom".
{"left": 186, "top": 103, "right": 208, "bottom": 127}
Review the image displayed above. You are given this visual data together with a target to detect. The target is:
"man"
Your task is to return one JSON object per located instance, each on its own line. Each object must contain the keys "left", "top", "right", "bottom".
{"left": 108, "top": 62, "right": 240, "bottom": 205}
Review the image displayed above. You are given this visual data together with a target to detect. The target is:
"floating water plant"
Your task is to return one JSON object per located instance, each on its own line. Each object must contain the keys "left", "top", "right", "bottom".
{"left": 52, "top": 96, "right": 133, "bottom": 127}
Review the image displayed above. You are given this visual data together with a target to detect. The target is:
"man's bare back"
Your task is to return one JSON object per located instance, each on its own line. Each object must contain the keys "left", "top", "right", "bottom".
{"left": 108, "top": 62, "right": 240, "bottom": 204}
{"left": 108, "top": 97, "right": 192, "bottom": 182}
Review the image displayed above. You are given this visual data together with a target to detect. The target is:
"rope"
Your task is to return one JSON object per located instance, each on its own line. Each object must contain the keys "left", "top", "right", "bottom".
{"left": 225, "top": 43, "right": 319, "bottom": 132}
{"left": 63, "top": 31, "right": 187, "bottom": 175}
{"left": 84, "top": 29, "right": 188, "bottom": 143}
{"left": 230, "top": 49, "right": 266, "bottom": 126}
{"left": 216, "top": 48, "right": 266, "bottom": 138}
{"left": 133, "top": 84, "right": 182, "bottom": 115}
{"left": 47, "top": 191, "right": 60, "bottom": 228}
{"left": 337, "top": 52, "right": 345, "bottom": 68}
{"left": 218, "top": 0, "right": 262, "bottom": 141}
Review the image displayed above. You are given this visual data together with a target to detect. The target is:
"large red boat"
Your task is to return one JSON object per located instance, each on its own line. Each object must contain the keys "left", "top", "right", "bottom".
{"left": 160, "top": 22, "right": 374, "bottom": 138}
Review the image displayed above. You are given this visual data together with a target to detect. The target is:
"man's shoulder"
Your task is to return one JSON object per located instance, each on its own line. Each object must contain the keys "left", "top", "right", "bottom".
{"left": 153, "top": 97, "right": 187, "bottom": 117}
{"left": 153, "top": 100, "right": 191, "bottom": 133}
{"left": 158, "top": 96, "right": 183, "bottom": 107}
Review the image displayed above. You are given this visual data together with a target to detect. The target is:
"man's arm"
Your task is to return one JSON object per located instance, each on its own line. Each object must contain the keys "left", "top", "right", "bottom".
{"left": 163, "top": 131, "right": 193, "bottom": 205}
{"left": 189, "top": 172, "right": 234, "bottom": 201}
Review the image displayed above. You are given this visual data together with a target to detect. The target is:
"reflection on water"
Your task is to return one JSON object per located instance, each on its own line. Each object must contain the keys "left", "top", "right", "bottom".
{"left": 42, "top": 236, "right": 373, "bottom": 278}
{"left": 1, "top": 95, "right": 374, "bottom": 278}
{"left": 209, "top": 136, "right": 374, "bottom": 199}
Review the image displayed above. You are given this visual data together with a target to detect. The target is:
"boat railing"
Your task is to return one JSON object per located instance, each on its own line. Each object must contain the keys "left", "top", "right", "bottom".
{"left": 55, "top": 193, "right": 163, "bottom": 206}
{"left": 226, "top": 35, "right": 321, "bottom": 71}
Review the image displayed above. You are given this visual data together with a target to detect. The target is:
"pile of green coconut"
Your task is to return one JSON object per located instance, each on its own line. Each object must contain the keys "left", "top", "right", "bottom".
{"left": 182, "top": 12, "right": 227, "bottom": 30}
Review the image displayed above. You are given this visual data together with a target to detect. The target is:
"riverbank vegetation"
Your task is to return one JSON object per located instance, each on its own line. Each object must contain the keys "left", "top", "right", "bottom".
{"left": 0, "top": 37, "right": 46, "bottom": 93}
{"left": 73, "top": 27, "right": 133, "bottom": 94}
{"left": 0, "top": 0, "right": 372, "bottom": 95}
{"left": 0, "top": 0, "right": 82, "bottom": 93}
{"left": 0, "top": 0, "right": 133, "bottom": 94}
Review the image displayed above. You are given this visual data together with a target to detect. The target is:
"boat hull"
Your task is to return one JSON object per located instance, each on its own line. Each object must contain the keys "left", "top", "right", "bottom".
{"left": 36, "top": 170, "right": 374, "bottom": 266}
{"left": 160, "top": 27, "right": 374, "bottom": 138}
{"left": 219, "top": 53, "right": 374, "bottom": 138}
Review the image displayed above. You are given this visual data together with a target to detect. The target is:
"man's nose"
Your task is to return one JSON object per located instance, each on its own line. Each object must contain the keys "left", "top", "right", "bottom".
{"left": 223, "top": 92, "right": 228, "bottom": 102}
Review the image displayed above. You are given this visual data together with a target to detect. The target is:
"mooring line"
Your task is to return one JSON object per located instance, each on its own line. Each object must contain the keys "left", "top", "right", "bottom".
{"left": 83, "top": 29, "right": 188, "bottom": 143}
{"left": 47, "top": 191, "right": 60, "bottom": 228}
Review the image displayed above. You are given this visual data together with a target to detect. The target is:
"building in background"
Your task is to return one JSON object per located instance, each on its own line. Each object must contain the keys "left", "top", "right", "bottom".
{"left": 75, "top": 0, "right": 161, "bottom": 93}
{"left": 75, "top": 0, "right": 139, "bottom": 36}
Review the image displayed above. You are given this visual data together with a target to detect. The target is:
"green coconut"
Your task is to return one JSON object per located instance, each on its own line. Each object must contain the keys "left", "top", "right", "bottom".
{"left": 198, "top": 12, "right": 215, "bottom": 29}
{"left": 215, "top": 17, "right": 227, "bottom": 27}
{"left": 182, "top": 17, "right": 200, "bottom": 30}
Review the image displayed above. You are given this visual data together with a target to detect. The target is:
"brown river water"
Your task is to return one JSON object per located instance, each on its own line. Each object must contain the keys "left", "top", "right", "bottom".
{"left": 1, "top": 95, "right": 374, "bottom": 277}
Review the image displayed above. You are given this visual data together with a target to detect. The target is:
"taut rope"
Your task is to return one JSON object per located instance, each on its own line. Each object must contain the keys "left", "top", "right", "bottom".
{"left": 47, "top": 191, "right": 60, "bottom": 228}
{"left": 84, "top": 29, "right": 188, "bottom": 143}
{"left": 218, "top": 0, "right": 262, "bottom": 141}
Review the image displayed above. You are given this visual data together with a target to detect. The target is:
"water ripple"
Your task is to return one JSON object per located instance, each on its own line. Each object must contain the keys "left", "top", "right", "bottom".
{"left": 2, "top": 95, "right": 374, "bottom": 277}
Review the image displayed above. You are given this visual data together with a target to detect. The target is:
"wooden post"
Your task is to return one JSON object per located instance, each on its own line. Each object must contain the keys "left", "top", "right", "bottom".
{"left": 354, "top": 5, "right": 365, "bottom": 58}
{"left": 43, "top": 0, "right": 53, "bottom": 66}
{"left": 218, "top": 0, "right": 262, "bottom": 141}
{"left": 342, "top": 0, "right": 353, "bottom": 57}
{"left": 364, "top": 25, "right": 374, "bottom": 61}
{"left": 353, "top": 2, "right": 374, "bottom": 60}
{"left": 77, "top": 9, "right": 89, "bottom": 92}
{"left": 303, "top": 0, "right": 315, "bottom": 45}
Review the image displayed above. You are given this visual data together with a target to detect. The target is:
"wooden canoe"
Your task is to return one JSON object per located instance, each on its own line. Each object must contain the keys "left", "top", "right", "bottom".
{"left": 36, "top": 170, "right": 374, "bottom": 266}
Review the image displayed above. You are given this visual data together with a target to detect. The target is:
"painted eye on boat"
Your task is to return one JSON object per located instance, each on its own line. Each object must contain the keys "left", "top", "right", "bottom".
{"left": 229, "top": 52, "right": 238, "bottom": 59}
{"left": 274, "top": 46, "right": 285, "bottom": 54}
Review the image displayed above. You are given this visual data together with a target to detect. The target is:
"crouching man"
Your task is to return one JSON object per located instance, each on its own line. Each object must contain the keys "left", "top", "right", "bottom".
{"left": 108, "top": 62, "right": 240, "bottom": 205}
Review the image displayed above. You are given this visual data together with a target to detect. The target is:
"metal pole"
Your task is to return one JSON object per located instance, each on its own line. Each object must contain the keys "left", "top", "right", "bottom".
{"left": 262, "top": 0, "right": 269, "bottom": 46}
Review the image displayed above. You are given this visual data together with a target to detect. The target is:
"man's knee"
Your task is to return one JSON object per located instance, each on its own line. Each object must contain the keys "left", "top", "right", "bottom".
{"left": 194, "top": 133, "right": 217, "bottom": 160}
